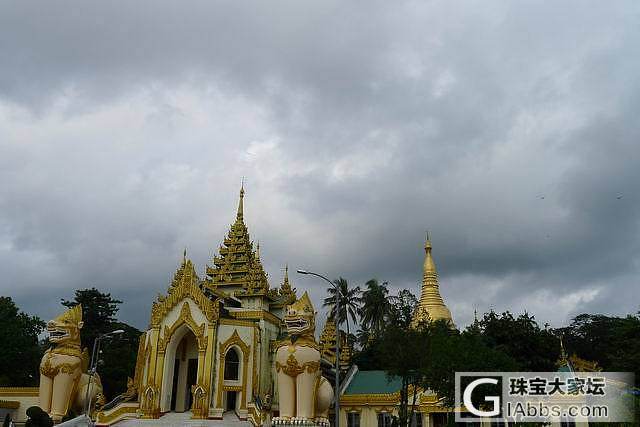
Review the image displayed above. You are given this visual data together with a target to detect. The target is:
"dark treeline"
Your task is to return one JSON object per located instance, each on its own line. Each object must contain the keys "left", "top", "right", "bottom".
{"left": 0, "top": 289, "right": 140, "bottom": 399}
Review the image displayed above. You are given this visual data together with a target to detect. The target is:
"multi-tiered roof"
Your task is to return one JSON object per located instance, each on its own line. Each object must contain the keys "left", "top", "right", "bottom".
{"left": 319, "top": 318, "right": 352, "bottom": 369}
{"left": 204, "top": 185, "right": 270, "bottom": 297}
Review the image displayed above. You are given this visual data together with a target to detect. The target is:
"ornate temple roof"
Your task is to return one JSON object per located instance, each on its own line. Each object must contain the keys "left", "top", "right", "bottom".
{"left": 269, "top": 265, "right": 298, "bottom": 307}
{"left": 411, "top": 236, "right": 454, "bottom": 327}
{"left": 318, "top": 318, "right": 352, "bottom": 369}
{"left": 204, "top": 185, "right": 270, "bottom": 297}
{"left": 150, "top": 251, "right": 219, "bottom": 327}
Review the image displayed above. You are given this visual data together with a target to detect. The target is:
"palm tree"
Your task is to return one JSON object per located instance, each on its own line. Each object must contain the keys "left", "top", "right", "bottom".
{"left": 323, "top": 277, "right": 361, "bottom": 344}
{"left": 359, "top": 279, "right": 391, "bottom": 338}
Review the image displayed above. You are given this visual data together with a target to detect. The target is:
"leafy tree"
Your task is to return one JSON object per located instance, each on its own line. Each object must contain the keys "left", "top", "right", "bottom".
{"left": 559, "top": 312, "right": 640, "bottom": 385}
{"left": 470, "top": 310, "right": 559, "bottom": 371}
{"left": 389, "top": 289, "right": 418, "bottom": 328}
{"left": 323, "top": 277, "right": 361, "bottom": 345}
{"left": 359, "top": 279, "right": 391, "bottom": 338}
{"left": 61, "top": 288, "right": 140, "bottom": 398}
{"left": 421, "top": 322, "right": 518, "bottom": 408}
{"left": 378, "top": 307, "right": 426, "bottom": 427}
{"left": 0, "top": 297, "right": 45, "bottom": 386}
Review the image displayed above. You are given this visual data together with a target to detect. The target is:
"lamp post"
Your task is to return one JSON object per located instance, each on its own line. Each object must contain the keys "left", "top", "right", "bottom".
{"left": 84, "top": 329, "right": 125, "bottom": 417}
{"left": 297, "top": 269, "right": 341, "bottom": 427}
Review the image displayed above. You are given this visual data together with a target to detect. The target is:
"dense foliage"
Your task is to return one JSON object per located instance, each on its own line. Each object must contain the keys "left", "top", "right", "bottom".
{"left": 559, "top": 313, "right": 640, "bottom": 382}
{"left": 0, "top": 297, "right": 45, "bottom": 386}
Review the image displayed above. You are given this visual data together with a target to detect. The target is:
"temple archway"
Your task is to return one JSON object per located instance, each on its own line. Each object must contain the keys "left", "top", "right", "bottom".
{"left": 161, "top": 325, "right": 199, "bottom": 413}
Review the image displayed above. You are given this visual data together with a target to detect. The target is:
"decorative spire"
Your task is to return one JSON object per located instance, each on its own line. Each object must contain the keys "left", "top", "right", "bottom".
{"left": 319, "top": 317, "right": 352, "bottom": 369}
{"left": 237, "top": 181, "right": 245, "bottom": 220}
{"left": 276, "top": 264, "right": 297, "bottom": 304}
{"left": 423, "top": 232, "right": 436, "bottom": 276}
{"left": 411, "top": 235, "right": 454, "bottom": 327}
{"left": 204, "top": 186, "right": 270, "bottom": 296}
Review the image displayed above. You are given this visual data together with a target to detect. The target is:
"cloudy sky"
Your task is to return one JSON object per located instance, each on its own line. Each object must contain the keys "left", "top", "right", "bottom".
{"left": 1, "top": 1, "right": 639, "bottom": 331}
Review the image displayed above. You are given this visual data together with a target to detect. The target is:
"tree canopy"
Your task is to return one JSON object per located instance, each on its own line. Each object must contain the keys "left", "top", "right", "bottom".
{"left": 0, "top": 297, "right": 45, "bottom": 386}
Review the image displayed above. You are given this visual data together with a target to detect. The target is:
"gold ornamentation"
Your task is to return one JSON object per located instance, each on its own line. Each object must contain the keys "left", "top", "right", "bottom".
{"left": 140, "top": 383, "right": 160, "bottom": 419}
{"left": 252, "top": 325, "right": 259, "bottom": 396}
{"left": 150, "top": 256, "right": 220, "bottom": 326}
{"left": 0, "top": 400, "right": 20, "bottom": 409}
{"left": 219, "top": 318, "right": 256, "bottom": 327}
{"left": 230, "top": 310, "right": 282, "bottom": 326}
{"left": 275, "top": 354, "right": 320, "bottom": 377}
{"left": 191, "top": 383, "right": 209, "bottom": 419}
{"left": 131, "top": 331, "right": 147, "bottom": 397}
{"left": 0, "top": 387, "right": 39, "bottom": 397}
{"left": 158, "top": 302, "right": 207, "bottom": 353}
{"left": 95, "top": 404, "right": 139, "bottom": 424}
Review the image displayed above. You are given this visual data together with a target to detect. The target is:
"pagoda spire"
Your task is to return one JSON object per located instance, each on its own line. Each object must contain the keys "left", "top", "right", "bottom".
{"left": 237, "top": 181, "right": 245, "bottom": 220}
{"left": 204, "top": 185, "right": 270, "bottom": 296}
{"left": 274, "top": 263, "right": 297, "bottom": 304}
{"left": 411, "top": 234, "right": 454, "bottom": 327}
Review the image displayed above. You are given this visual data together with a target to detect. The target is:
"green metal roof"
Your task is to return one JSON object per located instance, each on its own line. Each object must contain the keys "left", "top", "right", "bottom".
{"left": 343, "top": 370, "right": 402, "bottom": 395}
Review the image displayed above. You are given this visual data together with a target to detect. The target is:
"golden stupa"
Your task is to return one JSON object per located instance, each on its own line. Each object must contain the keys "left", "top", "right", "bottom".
{"left": 411, "top": 235, "right": 454, "bottom": 327}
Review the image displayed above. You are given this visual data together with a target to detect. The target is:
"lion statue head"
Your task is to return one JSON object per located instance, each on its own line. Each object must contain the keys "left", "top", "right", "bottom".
{"left": 284, "top": 292, "right": 315, "bottom": 337}
{"left": 47, "top": 304, "right": 84, "bottom": 346}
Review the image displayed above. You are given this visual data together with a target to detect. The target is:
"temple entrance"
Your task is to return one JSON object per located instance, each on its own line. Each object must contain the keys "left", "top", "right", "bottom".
{"left": 225, "top": 391, "right": 237, "bottom": 412}
{"left": 164, "top": 328, "right": 199, "bottom": 413}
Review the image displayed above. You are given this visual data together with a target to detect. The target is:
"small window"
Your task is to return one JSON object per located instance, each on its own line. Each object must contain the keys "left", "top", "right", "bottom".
{"left": 224, "top": 348, "right": 240, "bottom": 380}
{"left": 347, "top": 412, "right": 360, "bottom": 427}
{"left": 377, "top": 412, "right": 393, "bottom": 427}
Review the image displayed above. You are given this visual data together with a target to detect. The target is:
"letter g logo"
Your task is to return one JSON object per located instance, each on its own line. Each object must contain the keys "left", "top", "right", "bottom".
{"left": 463, "top": 377, "right": 500, "bottom": 417}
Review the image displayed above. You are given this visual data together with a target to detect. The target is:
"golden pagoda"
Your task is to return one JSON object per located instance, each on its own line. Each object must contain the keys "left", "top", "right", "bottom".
{"left": 204, "top": 184, "right": 270, "bottom": 297}
{"left": 411, "top": 235, "right": 454, "bottom": 327}
{"left": 318, "top": 318, "right": 352, "bottom": 370}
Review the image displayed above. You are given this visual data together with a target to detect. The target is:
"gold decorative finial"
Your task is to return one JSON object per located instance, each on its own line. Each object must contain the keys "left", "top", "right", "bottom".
{"left": 237, "top": 180, "right": 245, "bottom": 220}
{"left": 423, "top": 233, "right": 435, "bottom": 273}
{"left": 183, "top": 247, "right": 187, "bottom": 263}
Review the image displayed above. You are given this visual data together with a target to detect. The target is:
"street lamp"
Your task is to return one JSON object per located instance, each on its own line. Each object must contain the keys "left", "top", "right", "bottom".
{"left": 297, "top": 269, "right": 341, "bottom": 427}
{"left": 84, "top": 329, "right": 125, "bottom": 417}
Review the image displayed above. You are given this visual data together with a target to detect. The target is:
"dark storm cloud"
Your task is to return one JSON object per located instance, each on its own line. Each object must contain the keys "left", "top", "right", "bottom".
{"left": 0, "top": 0, "right": 639, "bottom": 329}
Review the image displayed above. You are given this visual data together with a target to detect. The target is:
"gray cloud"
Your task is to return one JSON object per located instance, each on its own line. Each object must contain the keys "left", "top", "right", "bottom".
{"left": 1, "top": 1, "right": 639, "bottom": 330}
